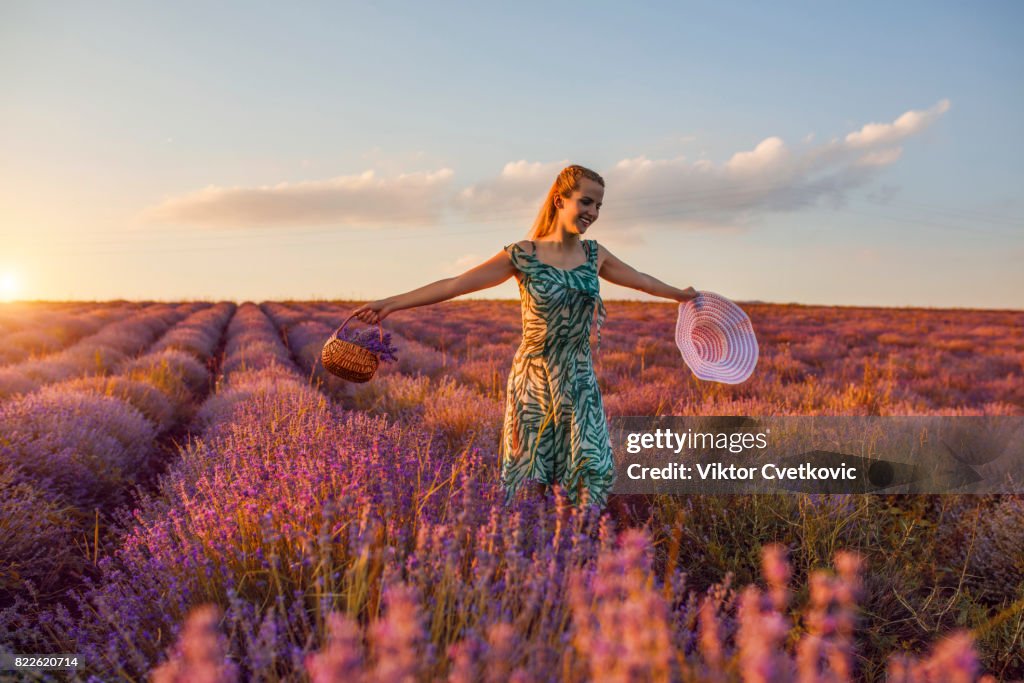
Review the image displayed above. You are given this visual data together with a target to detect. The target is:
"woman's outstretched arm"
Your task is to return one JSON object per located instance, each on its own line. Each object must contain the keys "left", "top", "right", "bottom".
{"left": 351, "top": 249, "right": 516, "bottom": 324}
{"left": 597, "top": 243, "right": 698, "bottom": 303}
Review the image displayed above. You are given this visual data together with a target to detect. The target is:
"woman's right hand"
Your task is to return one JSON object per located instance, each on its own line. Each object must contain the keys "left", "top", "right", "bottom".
{"left": 351, "top": 299, "right": 393, "bottom": 325}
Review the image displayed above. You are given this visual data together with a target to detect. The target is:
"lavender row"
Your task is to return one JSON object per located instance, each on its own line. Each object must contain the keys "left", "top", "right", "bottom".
{"left": 2, "top": 303, "right": 493, "bottom": 678}
{"left": 0, "top": 302, "right": 142, "bottom": 365}
{"left": 0, "top": 303, "right": 201, "bottom": 401}
{"left": 0, "top": 301, "right": 103, "bottom": 335}
{"left": 0, "top": 301, "right": 88, "bottom": 335}
{"left": 0, "top": 303, "right": 215, "bottom": 508}
{"left": 187, "top": 302, "right": 313, "bottom": 434}
{"left": 0, "top": 302, "right": 327, "bottom": 674}
{"left": 0, "top": 303, "right": 234, "bottom": 603}
{"left": 57, "top": 302, "right": 237, "bottom": 434}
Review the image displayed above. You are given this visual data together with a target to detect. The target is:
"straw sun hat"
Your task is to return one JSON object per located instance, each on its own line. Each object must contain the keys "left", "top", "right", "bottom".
{"left": 675, "top": 291, "right": 758, "bottom": 384}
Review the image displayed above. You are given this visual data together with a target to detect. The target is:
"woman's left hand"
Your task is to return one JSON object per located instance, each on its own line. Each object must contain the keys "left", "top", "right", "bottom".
{"left": 676, "top": 287, "right": 699, "bottom": 303}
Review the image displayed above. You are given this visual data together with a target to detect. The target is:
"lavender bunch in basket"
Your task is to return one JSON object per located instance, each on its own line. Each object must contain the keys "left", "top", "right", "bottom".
{"left": 337, "top": 326, "right": 399, "bottom": 363}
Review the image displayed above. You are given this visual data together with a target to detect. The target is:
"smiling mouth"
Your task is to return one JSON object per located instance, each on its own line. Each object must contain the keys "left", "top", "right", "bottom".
{"left": 579, "top": 217, "right": 593, "bottom": 226}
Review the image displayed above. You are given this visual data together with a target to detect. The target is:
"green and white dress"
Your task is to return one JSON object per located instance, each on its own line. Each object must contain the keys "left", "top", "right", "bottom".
{"left": 500, "top": 238, "right": 615, "bottom": 508}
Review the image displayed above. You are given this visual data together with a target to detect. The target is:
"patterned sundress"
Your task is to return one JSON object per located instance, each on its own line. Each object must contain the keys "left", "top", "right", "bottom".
{"left": 500, "top": 238, "right": 615, "bottom": 508}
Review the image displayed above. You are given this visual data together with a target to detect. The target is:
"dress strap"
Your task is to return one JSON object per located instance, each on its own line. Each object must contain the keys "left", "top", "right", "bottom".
{"left": 504, "top": 241, "right": 541, "bottom": 275}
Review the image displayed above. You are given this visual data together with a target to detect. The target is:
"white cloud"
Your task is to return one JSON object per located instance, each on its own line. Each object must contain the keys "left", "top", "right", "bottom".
{"left": 844, "top": 99, "right": 950, "bottom": 148}
{"left": 140, "top": 168, "right": 455, "bottom": 229}
{"left": 855, "top": 147, "right": 904, "bottom": 167}
{"left": 138, "top": 100, "right": 950, "bottom": 238}
{"left": 449, "top": 159, "right": 571, "bottom": 220}
{"left": 452, "top": 99, "right": 951, "bottom": 236}
{"left": 725, "top": 137, "right": 790, "bottom": 174}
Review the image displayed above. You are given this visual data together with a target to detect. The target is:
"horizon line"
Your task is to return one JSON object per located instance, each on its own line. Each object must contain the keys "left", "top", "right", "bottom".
{"left": 2, "top": 298, "right": 1022, "bottom": 314}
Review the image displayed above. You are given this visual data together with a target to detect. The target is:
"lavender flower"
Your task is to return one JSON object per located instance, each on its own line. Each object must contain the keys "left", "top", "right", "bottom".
{"left": 370, "top": 583, "right": 428, "bottom": 683}
{"left": 305, "top": 611, "right": 365, "bottom": 683}
{"left": 148, "top": 604, "right": 239, "bottom": 683}
{"left": 336, "top": 326, "right": 399, "bottom": 363}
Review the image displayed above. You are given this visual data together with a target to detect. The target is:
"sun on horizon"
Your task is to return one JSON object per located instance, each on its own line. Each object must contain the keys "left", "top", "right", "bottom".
{"left": 0, "top": 271, "right": 21, "bottom": 302}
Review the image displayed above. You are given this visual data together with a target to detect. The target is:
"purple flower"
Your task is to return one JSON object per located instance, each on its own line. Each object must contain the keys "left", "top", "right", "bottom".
{"left": 336, "top": 327, "right": 399, "bottom": 363}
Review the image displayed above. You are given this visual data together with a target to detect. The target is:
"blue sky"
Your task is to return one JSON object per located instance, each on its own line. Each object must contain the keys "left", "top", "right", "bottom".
{"left": 1, "top": 1, "right": 1021, "bottom": 308}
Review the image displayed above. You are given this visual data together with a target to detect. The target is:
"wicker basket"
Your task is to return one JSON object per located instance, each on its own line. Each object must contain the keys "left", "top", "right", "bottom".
{"left": 321, "top": 314, "right": 384, "bottom": 383}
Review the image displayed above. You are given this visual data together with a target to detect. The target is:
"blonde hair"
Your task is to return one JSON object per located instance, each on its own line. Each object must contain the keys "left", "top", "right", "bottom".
{"left": 527, "top": 164, "right": 605, "bottom": 240}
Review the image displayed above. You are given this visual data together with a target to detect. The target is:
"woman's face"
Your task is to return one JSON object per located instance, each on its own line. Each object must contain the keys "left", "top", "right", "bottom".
{"left": 556, "top": 177, "right": 604, "bottom": 235}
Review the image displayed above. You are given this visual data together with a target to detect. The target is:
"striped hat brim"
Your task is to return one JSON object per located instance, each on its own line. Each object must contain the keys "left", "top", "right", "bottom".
{"left": 675, "top": 292, "right": 758, "bottom": 384}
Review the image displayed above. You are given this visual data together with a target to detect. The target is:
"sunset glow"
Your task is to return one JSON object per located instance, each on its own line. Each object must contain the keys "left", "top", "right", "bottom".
{"left": 0, "top": 3, "right": 1020, "bottom": 307}
{"left": 0, "top": 271, "right": 19, "bottom": 302}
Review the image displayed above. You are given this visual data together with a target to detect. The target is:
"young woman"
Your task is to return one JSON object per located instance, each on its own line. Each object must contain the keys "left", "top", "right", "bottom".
{"left": 351, "top": 164, "right": 698, "bottom": 511}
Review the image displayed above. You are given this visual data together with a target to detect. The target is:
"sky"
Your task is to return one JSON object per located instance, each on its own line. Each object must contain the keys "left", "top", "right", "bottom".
{"left": 1, "top": 1, "right": 1022, "bottom": 309}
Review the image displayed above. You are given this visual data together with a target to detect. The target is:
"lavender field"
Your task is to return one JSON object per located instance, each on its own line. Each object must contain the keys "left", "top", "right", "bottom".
{"left": 1, "top": 299, "right": 1022, "bottom": 682}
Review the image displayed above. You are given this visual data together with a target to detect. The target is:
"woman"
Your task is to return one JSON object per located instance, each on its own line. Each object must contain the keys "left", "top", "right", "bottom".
{"left": 352, "top": 164, "right": 698, "bottom": 511}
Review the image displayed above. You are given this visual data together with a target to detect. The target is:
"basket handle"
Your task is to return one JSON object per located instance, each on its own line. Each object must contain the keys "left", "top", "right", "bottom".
{"left": 331, "top": 313, "right": 384, "bottom": 344}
